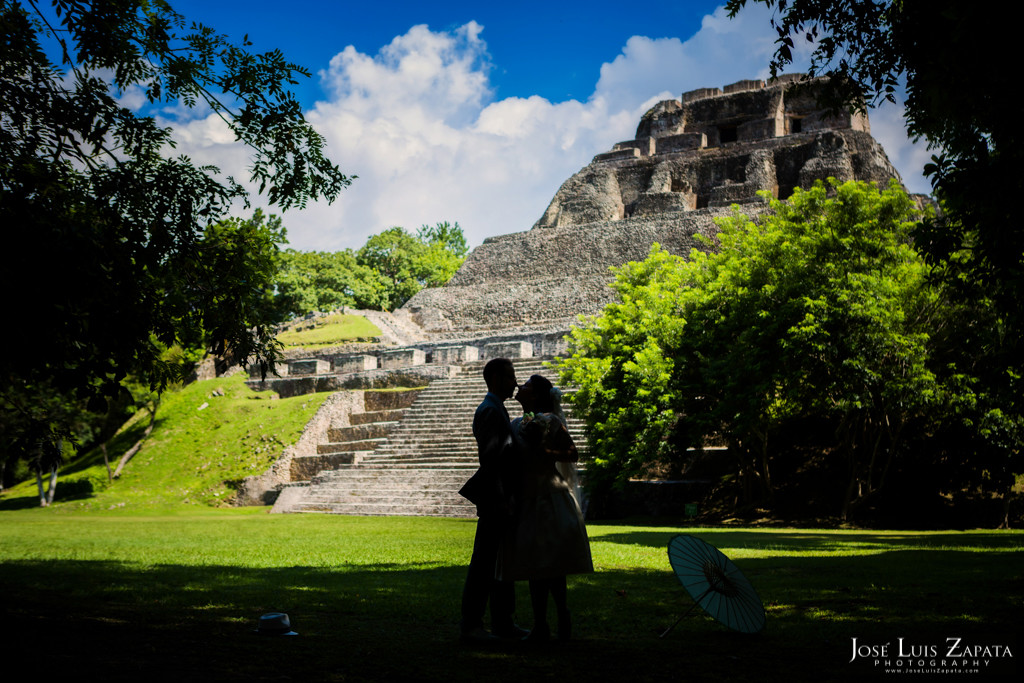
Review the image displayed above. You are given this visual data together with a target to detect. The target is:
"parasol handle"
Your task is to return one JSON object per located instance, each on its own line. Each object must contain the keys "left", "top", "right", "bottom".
{"left": 659, "top": 586, "right": 712, "bottom": 638}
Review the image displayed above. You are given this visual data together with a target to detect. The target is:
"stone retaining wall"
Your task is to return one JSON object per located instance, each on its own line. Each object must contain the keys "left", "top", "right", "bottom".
{"left": 232, "top": 390, "right": 363, "bottom": 505}
{"left": 232, "top": 388, "right": 425, "bottom": 504}
{"left": 245, "top": 365, "right": 458, "bottom": 397}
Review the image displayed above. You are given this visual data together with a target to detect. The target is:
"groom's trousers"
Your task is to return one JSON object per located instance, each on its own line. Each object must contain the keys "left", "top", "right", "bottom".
{"left": 460, "top": 514, "right": 516, "bottom": 633}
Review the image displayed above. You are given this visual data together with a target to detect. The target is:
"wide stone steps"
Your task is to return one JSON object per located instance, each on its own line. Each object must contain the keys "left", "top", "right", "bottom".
{"left": 285, "top": 466, "right": 477, "bottom": 517}
{"left": 363, "top": 428, "right": 586, "bottom": 442}
{"left": 276, "top": 357, "right": 585, "bottom": 516}
{"left": 298, "top": 502, "right": 475, "bottom": 517}
{"left": 316, "top": 439, "right": 389, "bottom": 454}
{"left": 310, "top": 466, "right": 474, "bottom": 483}
{"left": 359, "top": 441, "right": 585, "bottom": 455}
{"left": 357, "top": 459, "right": 477, "bottom": 467}
{"left": 350, "top": 409, "right": 406, "bottom": 425}
{"left": 302, "top": 494, "right": 471, "bottom": 508}
{"left": 326, "top": 422, "right": 401, "bottom": 442}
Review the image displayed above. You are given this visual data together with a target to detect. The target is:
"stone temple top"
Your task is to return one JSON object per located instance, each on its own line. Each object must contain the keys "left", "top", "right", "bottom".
{"left": 534, "top": 74, "right": 888, "bottom": 228}
{"left": 404, "top": 75, "right": 901, "bottom": 337}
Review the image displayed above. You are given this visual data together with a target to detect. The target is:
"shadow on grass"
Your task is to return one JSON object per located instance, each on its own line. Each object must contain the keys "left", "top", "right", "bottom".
{"left": 0, "top": 417, "right": 156, "bottom": 510}
{"left": 3, "top": 548, "right": 1020, "bottom": 682}
{"left": 0, "top": 494, "right": 43, "bottom": 511}
{"left": 0, "top": 483, "right": 101, "bottom": 510}
{"left": 589, "top": 526, "right": 1024, "bottom": 553}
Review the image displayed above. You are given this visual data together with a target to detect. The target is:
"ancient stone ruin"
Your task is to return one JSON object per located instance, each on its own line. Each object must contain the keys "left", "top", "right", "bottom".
{"left": 404, "top": 74, "right": 900, "bottom": 336}
{"left": 253, "top": 75, "right": 905, "bottom": 516}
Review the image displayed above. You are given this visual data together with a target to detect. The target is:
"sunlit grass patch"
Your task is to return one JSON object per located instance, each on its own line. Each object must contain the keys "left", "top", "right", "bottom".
{"left": 0, "top": 375, "right": 331, "bottom": 512}
{"left": 276, "top": 313, "right": 382, "bottom": 348}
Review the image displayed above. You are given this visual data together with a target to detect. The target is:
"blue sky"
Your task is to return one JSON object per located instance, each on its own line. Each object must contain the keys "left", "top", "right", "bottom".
{"left": 171, "top": 1, "right": 725, "bottom": 104}
{"left": 160, "top": 0, "right": 929, "bottom": 251}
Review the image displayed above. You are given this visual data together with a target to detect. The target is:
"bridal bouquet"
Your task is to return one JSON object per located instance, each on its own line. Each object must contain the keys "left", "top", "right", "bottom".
{"left": 521, "top": 412, "right": 577, "bottom": 461}
{"left": 520, "top": 411, "right": 557, "bottom": 440}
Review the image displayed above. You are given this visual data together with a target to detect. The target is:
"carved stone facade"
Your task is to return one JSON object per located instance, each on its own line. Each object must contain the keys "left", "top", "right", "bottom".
{"left": 405, "top": 75, "right": 902, "bottom": 334}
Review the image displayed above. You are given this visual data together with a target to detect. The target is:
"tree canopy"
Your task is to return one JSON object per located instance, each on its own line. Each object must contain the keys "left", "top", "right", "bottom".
{"left": 272, "top": 221, "right": 468, "bottom": 318}
{"left": 725, "top": 0, "right": 1023, "bottom": 376}
{"left": 1, "top": 1, "right": 350, "bottom": 472}
{"left": 275, "top": 249, "right": 388, "bottom": 318}
{"left": 356, "top": 222, "right": 470, "bottom": 311}
{"left": 559, "top": 180, "right": 1021, "bottom": 522}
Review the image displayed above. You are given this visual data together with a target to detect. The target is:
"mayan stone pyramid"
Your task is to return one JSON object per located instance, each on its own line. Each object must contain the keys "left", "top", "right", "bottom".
{"left": 404, "top": 74, "right": 902, "bottom": 345}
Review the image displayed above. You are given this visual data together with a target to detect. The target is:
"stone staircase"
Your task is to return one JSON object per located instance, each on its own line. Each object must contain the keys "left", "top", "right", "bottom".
{"left": 287, "top": 390, "right": 421, "bottom": 481}
{"left": 273, "top": 358, "right": 586, "bottom": 517}
{"left": 359, "top": 309, "right": 429, "bottom": 346}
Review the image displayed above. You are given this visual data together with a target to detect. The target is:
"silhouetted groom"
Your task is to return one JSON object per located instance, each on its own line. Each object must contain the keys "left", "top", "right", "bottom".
{"left": 458, "top": 357, "right": 525, "bottom": 644}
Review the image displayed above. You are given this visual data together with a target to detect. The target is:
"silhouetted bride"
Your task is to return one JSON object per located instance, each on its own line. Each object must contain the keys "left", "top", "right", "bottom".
{"left": 498, "top": 374, "right": 593, "bottom": 642}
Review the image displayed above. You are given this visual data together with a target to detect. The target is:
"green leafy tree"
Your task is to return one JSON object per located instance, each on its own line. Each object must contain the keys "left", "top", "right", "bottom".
{"left": 0, "top": 0, "right": 350, "bottom": 501}
{"left": 725, "top": 0, "right": 1023, "bottom": 399}
{"left": 357, "top": 227, "right": 426, "bottom": 310}
{"left": 181, "top": 210, "right": 288, "bottom": 368}
{"left": 416, "top": 220, "right": 470, "bottom": 287}
{"left": 275, "top": 249, "right": 388, "bottom": 317}
{"left": 272, "top": 221, "right": 467, "bottom": 316}
{"left": 356, "top": 222, "right": 468, "bottom": 310}
{"left": 560, "top": 180, "right": 991, "bottom": 520}
{"left": 1, "top": 209, "right": 286, "bottom": 500}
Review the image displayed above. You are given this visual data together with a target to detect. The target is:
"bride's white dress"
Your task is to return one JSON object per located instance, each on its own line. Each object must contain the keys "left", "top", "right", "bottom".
{"left": 497, "top": 411, "right": 593, "bottom": 581}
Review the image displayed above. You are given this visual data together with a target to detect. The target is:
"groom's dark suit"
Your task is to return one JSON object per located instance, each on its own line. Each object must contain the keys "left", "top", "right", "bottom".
{"left": 459, "top": 390, "right": 518, "bottom": 635}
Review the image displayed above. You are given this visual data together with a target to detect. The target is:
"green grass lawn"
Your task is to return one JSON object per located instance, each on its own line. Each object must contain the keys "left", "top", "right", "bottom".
{"left": 1, "top": 510, "right": 1020, "bottom": 681}
{"left": 277, "top": 313, "right": 382, "bottom": 349}
{"left": 0, "top": 374, "right": 333, "bottom": 511}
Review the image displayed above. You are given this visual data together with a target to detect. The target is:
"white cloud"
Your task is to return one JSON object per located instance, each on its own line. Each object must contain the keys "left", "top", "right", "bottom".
{"left": 320, "top": 22, "right": 490, "bottom": 128}
{"left": 116, "top": 84, "right": 148, "bottom": 111}
{"left": 162, "top": 4, "right": 930, "bottom": 251}
{"left": 289, "top": 22, "right": 657, "bottom": 251}
{"left": 285, "top": 5, "right": 796, "bottom": 251}
{"left": 593, "top": 5, "right": 782, "bottom": 107}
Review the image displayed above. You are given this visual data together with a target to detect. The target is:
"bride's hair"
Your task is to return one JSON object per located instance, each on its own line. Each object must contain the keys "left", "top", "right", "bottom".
{"left": 526, "top": 376, "right": 567, "bottom": 425}
{"left": 527, "top": 374, "right": 554, "bottom": 412}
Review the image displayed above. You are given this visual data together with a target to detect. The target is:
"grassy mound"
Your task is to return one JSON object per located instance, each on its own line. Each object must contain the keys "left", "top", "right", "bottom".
{"left": 276, "top": 312, "right": 382, "bottom": 349}
{"left": 0, "top": 373, "right": 332, "bottom": 511}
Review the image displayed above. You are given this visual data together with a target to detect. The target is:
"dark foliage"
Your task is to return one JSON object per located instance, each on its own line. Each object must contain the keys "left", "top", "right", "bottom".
{"left": 726, "top": 0, "right": 1023, "bottom": 410}
{"left": 1, "top": 1, "right": 350, "bottom": 480}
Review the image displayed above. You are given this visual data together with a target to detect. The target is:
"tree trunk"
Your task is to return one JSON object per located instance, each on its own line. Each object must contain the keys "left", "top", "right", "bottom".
{"left": 838, "top": 411, "right": 866, "bottom": 522}
{"left": 101, "top": 442, "right": 113, "bottom": 483}
{"left": 728, "top": 438, "right": 755, "bottom": 506}
{"left": 843, "top": 412, "right": 900, "bottom": 522}
{"left": 36, "top": 465, "right": 59, "bottom": 506}
{"left": 113, "top": 407, "right": 157, "bottom": 478}
{"left": 841, "top": 468, "right": 857, "bottom": 522}
{"left": 998, "top": 487, "right": 1013, "bottom": 529}
{"left": 754, "top": 426, "right": 773, "bottom": 499}
{"left": 45, "top": 465, "right": 58, "bottom": 505}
